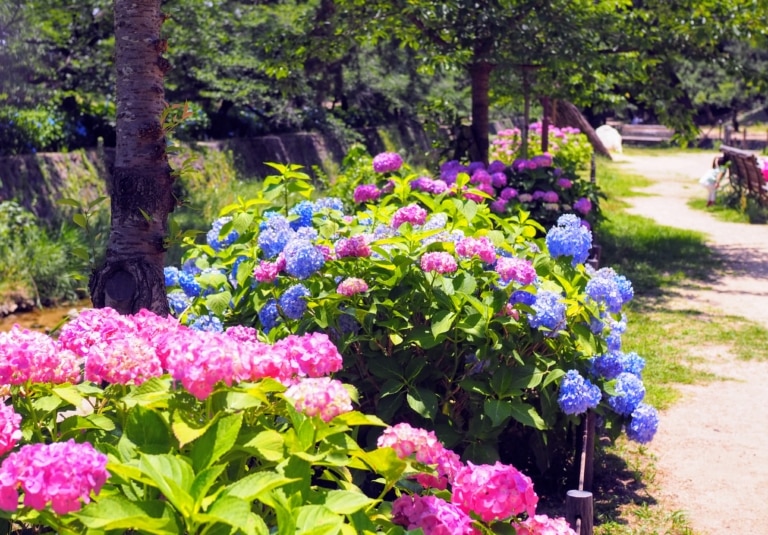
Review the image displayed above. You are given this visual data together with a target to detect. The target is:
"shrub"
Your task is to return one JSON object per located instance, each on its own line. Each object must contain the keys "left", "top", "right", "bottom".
{"left": 165, "top": 155, "right": 657, "bottom": 486}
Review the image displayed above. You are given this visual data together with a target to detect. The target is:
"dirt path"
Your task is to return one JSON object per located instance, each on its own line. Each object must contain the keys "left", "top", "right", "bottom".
{"left": 613, "top": 152, "right": 768, "bottom": 534}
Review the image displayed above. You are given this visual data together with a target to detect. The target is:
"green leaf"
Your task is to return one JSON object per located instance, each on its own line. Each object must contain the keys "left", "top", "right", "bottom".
{"left": 508, "top": 399, "right": 548, "bottom": 430}
{"left": 232, "top": 211, "right": 255, "bottom": 234}
{"left": 484, "top": 399, "right": 513, "bottom": 427}
{"left": 190, "top": 464, "right": 226, "bottom": 508}
{"left": 295, "top": 505, "right": 344, "bottom": 535}
{"left": 406, "top": 387, "right": 438, "bottom": 420}
{"left": 138, "top": 454, "right": 196, "bottom": 516}
{"left": 71, "top": 246, "right": 90, "bottom": 262}
{"left": 430, "top": 310, "right": 456, "bottom": 337}
{"left": 205, "top": 290, "right": 233, "bottom": 316}
{"left": 51, "top": 385, "right": 85, "bottom": 407}
{"left": 323, "top": 490, "right": 375, "bottom": 515}
{"left": 56, "top": 197, "right": 82, "bottom": 208}
{"left": 191, "top": 412, "right": 243, "bottom": 472}
{"left": 221, "top": 471, "right": 297, "bottom": 503}
{"left": 75, "top": 496, "right": 179, "bottom": 533}
{"left": 195, "top": 496, "right": 261, "bottom": 535}
{"left": 241, "top": 429, "right": 285, "bottom": 462}
{"left": 172, "top": 409, "right": 217, "bottom": 448}
{"left": 125, "top": 405, "right": 171, "bottom": 454}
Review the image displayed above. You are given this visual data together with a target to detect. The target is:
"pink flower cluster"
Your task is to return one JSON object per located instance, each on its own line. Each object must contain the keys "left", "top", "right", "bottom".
{"left": 283, "top": 377, "right": 352, "bottom": 422}
{"left": 372, "top": 152, "right": 404, "bottom": 173}
{"left": 456, "top": 236, "right": 497, "bottom": 264}
{"left": 0, "top": 326, "right": 81, "bottom": 385}
{"left": 353, "top": 184, "right": 382, "bottom": 204}
{"left": 420, "top": 252, "right": 458, "bottom": 275}
{"left": 515, "top": 514, "right": 577, "bottom": 535}
{"left": 496, "top": 257, "right": 537, "bottom": 285}
{"left": 377, "top": 423, "right": 461, "bottom": 490}
{"left": 335, "top": 235, "right": 371, "bottom": 258}
{"left": 0, "top": 405, "right": 21, "bottom": 456}
{"left": 254, "top": 254, "right": 286, "bottom": 283}
{"left": 337, "top": 277, "right": 369, "bottom": 296}
{"left": 391, "top": 203, "right": 428, "bottom": 229}
{"left": 573, "top": 197, "right": 592, "bottom": 215}
{"left": 0, "top": 440, "right": 109, "bottom": 514}
{"left": 392, "top": 494, "right": 476, "bottom": 535}
{"left": 273, "top": 332, "right": 343, "bottom": 378}
{"left": 452, "top": 461, "right": 538, "bottom": 522}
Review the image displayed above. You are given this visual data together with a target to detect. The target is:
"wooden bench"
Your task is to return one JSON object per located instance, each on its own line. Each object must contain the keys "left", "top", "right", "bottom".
{"left": 618, "top": 124, "right": 675, "bottom": 144}
{"left": 720, "top": 144, "right": 768, "bottom": 207}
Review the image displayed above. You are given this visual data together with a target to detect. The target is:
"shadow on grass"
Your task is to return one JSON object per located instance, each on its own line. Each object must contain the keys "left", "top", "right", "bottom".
{"left": 597, "top": 211, "right": 721, "bottom": 297}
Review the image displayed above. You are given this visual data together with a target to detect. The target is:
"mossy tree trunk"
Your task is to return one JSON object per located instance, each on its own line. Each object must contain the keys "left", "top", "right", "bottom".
{"left": 89, "top": 0, "right": 174, "bottom": 316}
{"left": 469, "top": 61, "right": 494, "bottom": 165}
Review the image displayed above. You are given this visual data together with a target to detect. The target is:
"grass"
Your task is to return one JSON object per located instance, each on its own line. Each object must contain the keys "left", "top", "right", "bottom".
{"left": 587, "top": 151, "right": 768, "bottom": 534}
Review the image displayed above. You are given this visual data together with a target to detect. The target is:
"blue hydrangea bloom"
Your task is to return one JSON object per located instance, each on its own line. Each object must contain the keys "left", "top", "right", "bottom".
{"left": 608, "top": 372, "right": 646, "bottom": 415}
{"left": 289, "top": 201, "right": 315, "bottom": 230}
{"left": 190, "top": 313, "right": 224, "bottom": 333}
{"left": 423, "top": 213, "right": 448, "bottom": 231}
{"left": 314, "top": 197, "right": 344, "bottom": 212}
{"left": 528, "top": 290, "right": 566, "bottom": 333}
{"left": 182, "top": 258, "right": 202, "bottom": 276}
{"left": 589, "top": 316, "right": 604, "bottom": 334}
{"left": 616, "top": 274, "right": 634, "bottom": 303}
{"left": 592, "top": 351, "right": 624, "bottom": 380}
{"left": 606, "top": 316, "right": 627, "bottom": 351}
{"left": 278, "top": 283, "right": 310, "bottom": 320}
{"left": 179, "top": 271, "right": 202, "bottom": 298}
{"left": 626, "top": 403, "right": 659, "bottom": 443}
{"left": 206, "top": 216, "right": 239, "bottom": 252}
{"left": 164, "top": 266, "right": 180, "bottom": 287}
{"left": 258, "top": 214, "right": 293, "bottom": 258}
{"left": 545, "top": 214, "right": 592, "bottom": 266}
{"left": 558, "top": 370, "right": 602, "bottom": 415}
{"left": 258, "top": 299, "right": 281, "bottom": 332}
{"left": 586, "top": 268, "right": 633, "bottom": 313}
{"left": 228, "top": 256, "right": 248, "bottom": 288}
{"left": 283, "top": 239, "right": 325, "bottom": 279}
{"left": 167, "top": 290, "right": 190, "bottom": 315}
{"left": 338, "top": 312, "right": 360, "bottom": 335}
{"left": 294, "top": 226, "right": 318, "bottom": 241}
{"left": 510, "top": 290, "right": 537, "bottom": 306}
{"left": 621, "top": 351, "right": 646, "bottom": 376}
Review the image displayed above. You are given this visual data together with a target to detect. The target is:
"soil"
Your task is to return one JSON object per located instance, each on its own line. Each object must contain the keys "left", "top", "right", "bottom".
{"left": 611, "top": 151, "right": 768, "bottom": 534}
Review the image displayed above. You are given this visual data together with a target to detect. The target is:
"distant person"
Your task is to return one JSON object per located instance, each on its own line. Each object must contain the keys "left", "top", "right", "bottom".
{"left": 698, "top": 155, "right": 728, "bottom": 207}
{"left": 596, "top": 124, "right": 623, "bottom": 154}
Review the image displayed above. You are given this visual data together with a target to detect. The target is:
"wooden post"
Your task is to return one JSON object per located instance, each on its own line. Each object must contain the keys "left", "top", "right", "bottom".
{"left": 580, "top": 411, "right": 596, "bottom": 492}
{"left": 566, "top": 490, "right": 594, "bottom": 535}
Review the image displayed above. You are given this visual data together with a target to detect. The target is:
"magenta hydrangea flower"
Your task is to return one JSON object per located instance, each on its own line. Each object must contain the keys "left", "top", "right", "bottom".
{"left": 56, "top": 307, "right": 135, "bottom": 358}
{"left": 490, "top": 199, "right": 508, "bottom": 214}
{"left": 337, "top": 277, "right": 369, "bottom": 296}
{"left": 0, "top": 405, "right": 22, "bottom": 457}
{"left": 420, "top": 252, "right": 458, "bottom": 274}
{"left": 392, "top": 495, "right": 476, "bottom": 535}
{"left": 391, "top": 203, "right": 428, "bottom": 229}
{"left": 573, "top": 197, "right": 592, "bottom": 215}
{"left": 353, "top": 184, "right": 382, "bottom": 204}
{"left": 254, "top": 258, "right": 283, "bottom": 283}
{"left": 335, "top": 235, "right": 371, "bottom": 258}
{"left": 284, "top": 377, "right": 353, "bottom": 422}
{"left": 0, "top": 440, "right": 109, "bottom": 515}
{"left": 0, "top": 326, "right": 81, "bottom": 385}
{"left": 515, "top": 515, "right": 577, "bottom": 534}
{"left": 274, "top": 332, "right": 343, "bottom": 378}
{"left": 372, "top": 152, "right": 403, "bottom": 173}
{"left": 84, "top": 333, "right": 163, "bottom": 385}
{"left": 542, "top": 191, "right": 559, "bottom": 203}
{"left": 456, "top": 236, "right": 497, "bottom": 264}
{"left": 556, "top": 178, "right": 573, "bottom": 189}
{"left": 224, "top": 325, "right": 260, "bottom": 343}
{"left": 452, "top": 461, "right": 539, "bottom": 522}
{"left": 241, "top": 340, "right": 300, "bottom": 384}
{"left": 500, "top": 187, "right": 518, "bottom": 200}
{"left": 495, "top": 257, "right": 537, "bottom": 285}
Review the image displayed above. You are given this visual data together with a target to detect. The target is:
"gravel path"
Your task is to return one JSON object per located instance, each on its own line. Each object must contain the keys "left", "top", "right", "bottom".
{"left": 614, "top": 152, "right": 768, "bottom": 534}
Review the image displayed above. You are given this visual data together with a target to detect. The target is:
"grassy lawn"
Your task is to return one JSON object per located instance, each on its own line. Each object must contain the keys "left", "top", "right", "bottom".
{"left": 588, "top": 152, "right": 768, "bottom": 534}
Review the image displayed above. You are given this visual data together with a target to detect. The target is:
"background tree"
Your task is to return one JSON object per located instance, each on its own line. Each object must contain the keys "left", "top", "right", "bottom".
{"left": 89, "top": 0, "right": 174, "bottom": 316}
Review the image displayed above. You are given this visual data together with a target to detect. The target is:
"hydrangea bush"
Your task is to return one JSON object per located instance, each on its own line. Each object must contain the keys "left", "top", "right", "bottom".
{"left": 0, "top": 308, "right": 577, "bottom": 534}
{"left": 164, "top": 156, "right": 658, "bottom": 484}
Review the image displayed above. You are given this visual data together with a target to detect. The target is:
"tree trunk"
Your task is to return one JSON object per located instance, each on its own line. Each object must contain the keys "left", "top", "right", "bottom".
{"left": 469, "top": 61, "right": 494, "bottom": 164}
{"left": 90, "top": 0, "right": 174, "bottom": 316}
{"left": 551, "top": 99, "right": 613, "bottom": 160}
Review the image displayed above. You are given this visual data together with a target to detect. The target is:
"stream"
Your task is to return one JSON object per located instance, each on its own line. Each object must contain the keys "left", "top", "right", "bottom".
{"left": 0, "top": 300, "right": 91, "bottom": 334}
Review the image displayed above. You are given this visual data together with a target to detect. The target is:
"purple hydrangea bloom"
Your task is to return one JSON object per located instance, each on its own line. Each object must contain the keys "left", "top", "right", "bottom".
{"left": 283, "top": 239, "right": 325, "bottom": 279}
{"left": 608, "top": 372, "right": 646, "bottom": 415}
{"left": 528, "top": 290, "right": 566, "bottom": 333}
{"left": 372, "top": 152, "right": 403, "bottom": 173}
{"left": 573, "top": 197, "right": 593, "bottom": 215}
{"left": 258, "top": 215, "right": 293, "bottom": 258}
{"left": 558, "top": 370, "right": 602, "bottom": 415}
{"left": 488, "top": 160, "right": 506, "bottom": 173}
{"left": 353, "top": 184, "right": 382, "bottom": 204}
{"left": 626, "top": 403, "right": 659, "bottom": 443}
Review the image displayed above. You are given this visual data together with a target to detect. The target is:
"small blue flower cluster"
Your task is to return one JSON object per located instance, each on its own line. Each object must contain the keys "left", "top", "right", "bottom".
{"left": 528, "top": 290, "right": 566, "bottom": 333}
{"left": 283, "top": 239, "right": 325, "bottom": 279}
{"left": 258, "top": 214, "right": 294, "bottom": 258}
{"left": 510, "top": 290, "right": 537, "bottom": 306}
{"left": 289, "top": 201, "right": 315, "bottom": 230}
{"left": 179, "top": 271, "right": 202, "bottom": 298}
{"left": 206, "top": 216, "right": 239, "bottom": 252}
{"left": 278, "top": 283, "right": 310, "bottom": 320}
{"left": 545, "top": 214, "right": 592, "bottom": 266}
{"left": 557, "top": 370, "right": 602, "bottom": 415}
{"left": 608, "top": 372, "right": 646, "bottom": 415}
{"left": 164, "top": 266, "right": 180, "bottom": 287}
{"left": 592, "top": 350, "right": 646, "bottom": 380}
{"left": 167, "top": 289, "right": 190, "bottom": 315}
{"left": 190, "top": 313, "right": 224, "bottom": 332}
{"left": 625, "top": 403, "right": 659, "bottom": 443}
{"left": 585, "top": 267, "right": 634, "bottom": 313}
{"left": 258, "top": 299, "right": 280, "bottom": 332}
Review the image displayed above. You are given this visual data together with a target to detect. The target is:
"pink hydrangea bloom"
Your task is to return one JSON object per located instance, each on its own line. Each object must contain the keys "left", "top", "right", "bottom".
{"left": 452, "top": 461, "right": 539, "bottom": 522}
{"left": 556, "top": 178, "right": 573, "bottom": 189}
{"left": 542, "top": 191, "right": 559, "bottom": 203}
{"left": 0, "top": 326, "right": 81, "bottom": 384}
{"left": 372, "top": 152, "right": 403, "bottom": 173}
{"left": 353, "top": 184, "right": 382, "bottom": 204}
{"left": 515, "top": 514, "right": 577, "bottom": 535}
{"left": 284, "top": 377, "right": 353, "bottom": 422}
{"left": 254, "top": 258, "right": 283, "bottom": 283}
{"left": 421, "top": 252, "right": 458, "bottom": 274}
{"left": 241, "top": 340, "right": 300, "bottom": 384}
{"left": 456, "top": 236, "right": 497, "bottom": 264}
{"left": 496, "top": 257, "right": 537, "bottom": 285}
{"left": 0, "top": 440, "right": 109, "bottom": 515}
{"left": 464, "top": 191, "right": 484, "bottom": 203}
{"left": 470, "top": 170, "right": 492, "bottom": 186}
{"left": 84, "top": 333, "right": 163, "bottom": 385}
{"left": 391, "top": 204, "right": 428, "bottom": 229}
{"left": 0, "top": 405, "right": 22, "bottom": 457}
{"left": 337, "top": 277, "right": 369, "bottom": 296}
{"left": 274, "top": 332, "right": 343, "bottom": 377}
{"left": 57, "top": 307, "right": 135, "bottom": 358}
{"left": 224, "top": 325, "right": 260, "bottom": 343}
{"left": 335, "top": 235, "right": 371, "bottom": 258}
{"left": 392, "top": 495, "right": 476, "bottom": 535}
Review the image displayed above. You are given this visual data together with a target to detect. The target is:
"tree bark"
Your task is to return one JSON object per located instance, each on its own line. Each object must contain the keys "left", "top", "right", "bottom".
{"left": 551, "top": 99, "right": 613, "bottom": 160}
{"left": 469, "top": 61, "right": 494, "bottom": 164}
{"left": 90, "top": 0, "right": 174, "bottom": 316}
